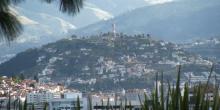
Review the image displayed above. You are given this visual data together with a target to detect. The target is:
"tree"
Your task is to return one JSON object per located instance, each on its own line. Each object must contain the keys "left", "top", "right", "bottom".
{"left": 0, "top": 0, "right": 22, "bottom": 42}
{"left": 101, "top": 99, "right": 104, "bottom": 110}
{"left": 19, "top": 74, "right": 25, "bottom": 80}
{"left": 76, "top": 96, "right": 81, "bottom": 110}
{"left": 0, "top": 0, "right": 84, "bottom": 42}
{"left": 12, "top": 76, "right": 21, "bottom": 83}
{"left": 88, "top": 95, "right": 92, "bottom": 110}
{"left": 0, "top": 100, "right": 4, "bottom": 110}
{"left": 13, "top": 98, "right": 19, "bottom": 110}
{"left": 18, "top": 99, "right": 22, "bottom": 110}
{"left": 106, "top": 97, "right": 110, "bottom": 110}
{"left": 7, "top": 93, "right": 11, "bottom": 110}
{"left": 129, "top": 101, "right": 132, "bottom": 110}
{"left": 23, "top": 98, "right": 27, "bottom": 110}
{"left": 43, "top": 102, "right": 48, "bottom": 110}
{"left": 33, "top": 75, "right": 38, "bottom": 82}
{"left": 31, "top": 103, "right": 35, "bottom": 110}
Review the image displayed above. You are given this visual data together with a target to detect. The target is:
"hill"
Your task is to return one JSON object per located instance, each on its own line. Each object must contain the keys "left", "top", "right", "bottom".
{"left": 0, "top": 33, "right": 213, "bottom": 91}
{"left": 0, "top": 0, "right": 165, "bottom": 64}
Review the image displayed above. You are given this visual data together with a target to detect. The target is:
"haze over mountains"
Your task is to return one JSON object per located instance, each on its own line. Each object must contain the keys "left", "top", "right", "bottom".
{"left": 12, "top": 0, "right": 173, "bottom": 45}
{"left": 74, "top": 0, "right": 220, "bottom": 42}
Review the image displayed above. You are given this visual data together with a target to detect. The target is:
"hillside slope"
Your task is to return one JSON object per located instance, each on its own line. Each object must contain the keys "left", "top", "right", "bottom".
{"left": 0, "top": 33, "right": 213, "bottom": 91}
{"left": 183, "top": 38, "right": 220, "bottom": 62}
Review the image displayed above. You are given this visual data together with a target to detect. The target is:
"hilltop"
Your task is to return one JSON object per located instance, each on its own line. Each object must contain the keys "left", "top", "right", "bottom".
{"left": 0, "top": 33, "right": 213, "bottom": 91}
{"left": 74, "top": 0, "right": 220, "bottom": 42}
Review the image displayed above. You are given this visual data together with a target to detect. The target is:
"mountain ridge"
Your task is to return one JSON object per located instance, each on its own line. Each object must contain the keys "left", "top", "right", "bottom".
{"left": 73, "top": 0, "right": 220, "bottom": 42}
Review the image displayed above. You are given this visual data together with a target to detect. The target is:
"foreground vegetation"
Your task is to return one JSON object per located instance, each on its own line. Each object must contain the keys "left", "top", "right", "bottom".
{"left": 138, "top": 65, "right": 218, "bottom": 110}
{"left": 85, "top": 65, "right": 219, "bottom": 110}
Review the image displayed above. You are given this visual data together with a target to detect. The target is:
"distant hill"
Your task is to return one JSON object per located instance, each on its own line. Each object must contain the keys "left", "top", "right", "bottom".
{"left": 0, "top": 33, "right": 213, "bottom": 91}
{"left": 182, "top": 38, "right": 220, "bottom": 63}
{"left": 74, "top": 0, "right": 220, "bottom": 42}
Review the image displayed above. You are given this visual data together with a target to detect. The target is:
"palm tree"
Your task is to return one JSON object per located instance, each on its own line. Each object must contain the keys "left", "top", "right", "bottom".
{"left": 0, "top": 0, "right": 84, "bottom": 42}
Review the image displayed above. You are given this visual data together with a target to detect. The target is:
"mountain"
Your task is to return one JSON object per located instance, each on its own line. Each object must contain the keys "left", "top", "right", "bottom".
{"left": 0, "top": 33, "right": 213, "bottom": 91}
{"left": 73, "top": 0, "right": 220, "bottom": 42}
{"left": 0, "top": 0, "right": 172, "bottom": 63}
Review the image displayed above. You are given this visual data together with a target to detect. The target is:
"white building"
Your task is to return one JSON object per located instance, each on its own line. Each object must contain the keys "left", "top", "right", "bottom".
{"left": 64, "top": 92, "right": 82, "bottom": 99}
{"left": 27, "top": 91, "right": 54, "bottom": 110}
{"left": 90, "top": 90, "right": 149, "bottom": 110}
{"left": 184, "top": 72, "right": 220, "bottom": 87}
{"left": 27, "top": 91, "right": 54, "bottom": 104}
{"left": 49, "top": 92, "right": 87, "bottom": 110}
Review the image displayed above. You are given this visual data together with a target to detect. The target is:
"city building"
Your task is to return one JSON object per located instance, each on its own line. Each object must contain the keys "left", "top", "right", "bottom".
{"left": 49, "top": 92, "right": 87, "bottom": 110}
{"left": 90, "top": 89, "right": 149, "bottom": 110}
{"left": 27, "top": 91, "right": 54, "bottom": 110}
